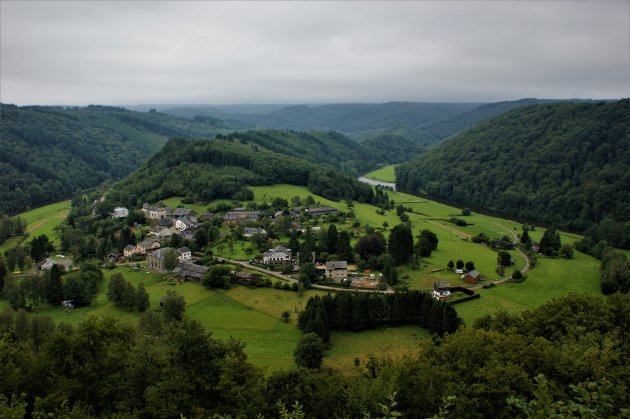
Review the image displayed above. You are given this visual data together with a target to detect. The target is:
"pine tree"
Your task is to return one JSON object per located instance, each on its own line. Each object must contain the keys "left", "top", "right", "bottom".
{"left": 327, "top": 224, "right": 338, "bottom": 254}
{"left": 388, "top": 224, "right": 414, "bottom": 265}
{"left": 46, "top": 264, "right": 64, "bottom": 305}
{"left": 521, "top": 229, "right": 531, "bottom": 246}
{"left": 336, "top": 231, "right": 352, "bottom": 261}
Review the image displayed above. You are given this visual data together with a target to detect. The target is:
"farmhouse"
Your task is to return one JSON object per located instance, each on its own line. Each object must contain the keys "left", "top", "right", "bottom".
{"left": 146, "top": 247, "right": 175, "bottom": 271}
{"left": 172, "top": 208, "right": 196, "bottom": 221}
{"left": 40, "top": 258, "right": 72, "bottom": 271}
{"left": 136, "top": 238, "right": 161, "bottom": 254}
{"left": 175, "top": 216, "right": 197, "bottom": 231}
{"left": 223, "top": 209, "right": 261, "bottom": 225}
{"left": 325, "top": 261, "right": 348, "bottom": 281}
{"left": 305, "top": 206, "right": 339, "bottom": 217}
{"left": 243, "top": 227, "right": 267, "bottom": 238}
{"left": 174, "top": 261, "right": 208, "bottom": 282}
{"left": 263, "top": 245, "right": 292, "bottom": 265}
{"left": 177, "top": 247, "right": 192, "bottom": 261}
{"left": 142, "top": 202, "right": 173, "bottom": 220}
{"left": 112, "top": 207, "right": 129, "bottom": 218}
{"left": 148, "top": 225, "right": 175, "bottom": 239}
{"left": 463, "top": 270, "right": 481, "bottom": 285}
{"left": 432, "top": 281, "right": 452, "bottom": 301}
{"left": 123, "top": 244, "right": 137, "bottom": 257}
{"left": 231, "top": 271, "right": 262, "bottom": 286}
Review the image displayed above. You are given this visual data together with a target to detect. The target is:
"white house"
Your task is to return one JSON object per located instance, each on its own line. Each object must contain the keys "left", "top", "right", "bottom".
{"left": 243, "top": 227, "right": 267, "bottom": 238}
{"left": 262, "top": 245, "right": 292, "bottom": 265}
{"left": 325, "top": 261, "right": 348, "bottom": 281}
{"left": 432, "top": 281, "right": 452, "bottom": 301}
{"left": 175, "top": 216, "right": 195, "bottom": 231}
{"left": 112, "top": 207, "right": 129, "bottom": 218}
{"left": 177, "top": 247, "right": 192, "bottom": 261}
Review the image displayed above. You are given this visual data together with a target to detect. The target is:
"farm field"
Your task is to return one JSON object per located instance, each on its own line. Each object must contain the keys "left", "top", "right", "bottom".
{"left": 0, "top": 200, "right": 71, "bottom": 253}
{"left": 363, "top": 165, "right": 397, "bottom": 183}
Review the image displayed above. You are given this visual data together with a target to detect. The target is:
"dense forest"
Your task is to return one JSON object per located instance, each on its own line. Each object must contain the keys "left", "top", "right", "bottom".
{"left": 1, "top": 293, "right": 628, "bottom": 418}
{"left": 107, "top": 137, "right": 374, "bottom": 208}
{"left": 397, "top": 100, "right": 630, "bottom": 231}
{"left": 0, "top": 105, "right": 236, "bottom": 214}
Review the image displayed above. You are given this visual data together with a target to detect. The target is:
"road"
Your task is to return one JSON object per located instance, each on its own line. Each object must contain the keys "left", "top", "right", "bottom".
{"left": 492, "top": 222, "right": 531, "bottom": 279}
{"left": 225, "top": 259, "right": 394, "bottom": 293}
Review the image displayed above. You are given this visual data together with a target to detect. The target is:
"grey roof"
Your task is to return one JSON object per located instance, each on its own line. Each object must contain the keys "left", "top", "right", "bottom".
{"left": 156, "top": 218, "right": 173, "bottom": 227}
{"left": 306, "top": 206, "right": 339, "bottom": 215}
{"left": 151, "top": 247, "right": 175, "bottom": 259}
{"left": 434, "top": 281, "right": 451, "bottom": 289}
{"left": 176, "top": 261, "right": 209, "bottom": 279}
{"left": 244, "top": 227, "right": 265, "bottom": 235}
{"left": 124, "top": 244, "right": 136, "bottom": 251}
{"left": 139, "top": 238, "right": 158, "bottom": 247}
{"left": 199, "top": 212, "right": 214, "bottom": 220}
{"left": 264, "top": 245, "right": 291, "bottom": 256}
{"left": 466, "top": 270, "right": 480, "bottom": 278}
{"left": 325, "top": 261, "right": 347, "bottom": 270}
{"left": 177, "top": 247, "right": 191, "bottom": 254}
{"left": 173, "top": 208, "right": 194, "bottom": 217}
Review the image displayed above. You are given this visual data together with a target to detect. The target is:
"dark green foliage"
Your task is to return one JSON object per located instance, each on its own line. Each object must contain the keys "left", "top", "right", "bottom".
{"left": 388, "top": 224, "right": 414, "bottom": 265}
{"left": 107, "top": 273, "right": 150, "bottom": 312}
{"left": 62, "top": 261, "right": 102, "bottom": 307}
{"left": 299, "top": 263, "right": 319, "bottom": 289}
{"left": 415, "top": 229, "right": 439, "bottom": 258}
{"left": 29, "top": 234, "right": 52, "bottom": 262}
{"left": 294, "top": 333, "right": 325, "bottom": 369}
{"left": 0, "top": 104, "right": 234, "bottom": 213}
{"left": 106, "top": 137, "right": 374, "bottom": 207}
{"left": 465, "top": 261, "right": 475, "bottom": 271}
{"left": 512, "top": 270, "right": 523, "bottom": 280}
{"left": 203, "top": 265, "right": 232, "bottom": 289}
{"left": 599, "top": 248, "right": 630, "bottom": 294}
{"left": 161, "top": 291, "right": 186, "bottom": 322}
{"left": 336, "top": 231, "right": 352, "bottom": 262}
{"left": 539, "top": 229, "right": 561, "bottom": 256}
{"left": 46, "top": 265, "right": 64, "bottom": 306}
{"left": 162, "top": 248, "right": 179, "bottom": 273}
{"left": 356, "top": 233, "right": 387, "bottom": 260}
{"left": 397, "top": 100, "right": 630, "bottom": 232}
{"left": 0, "top": 215, "right": 25, "bottom": 244}
{"left": 298, "top": 292, "right": 462, "bottom": 337}
{"left": 520, "top": 229, "right": 531, "bottom": 246}
{"left": 497, "top": 251, "right": 512, "bottom": 267}
{"left": 456, "top": 259, "right": 464, "bottom": 269}
{"left": 326, "top": 224, "right": 338, "bottom": 254}
{"left": 559, "top": 244, "right": 574, "bottom": 259}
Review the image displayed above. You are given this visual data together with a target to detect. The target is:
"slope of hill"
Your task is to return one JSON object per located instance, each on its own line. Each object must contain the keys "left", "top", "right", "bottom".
{"left": 396, "top": 99, "right": 630, "bottom": 230}
{"left": 0, "top": 104, "right": 234, "bottom": 214}
{"left": 106, "top": 137, "right": 374, "bottom": 207}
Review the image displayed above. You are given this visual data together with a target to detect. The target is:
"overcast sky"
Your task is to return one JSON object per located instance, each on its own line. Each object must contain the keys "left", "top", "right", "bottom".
{"left": 1, "top": 1, "right": 629, "bottom": 105}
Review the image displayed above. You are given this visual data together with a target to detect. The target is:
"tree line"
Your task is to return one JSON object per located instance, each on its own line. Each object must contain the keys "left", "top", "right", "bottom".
{"left": 298, "top": 291, "right": 461, "bottom": 343}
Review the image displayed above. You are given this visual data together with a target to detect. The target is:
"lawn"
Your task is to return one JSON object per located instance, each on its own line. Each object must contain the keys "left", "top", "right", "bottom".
{"left": 0, "top": 200, "right": 71, "bottom": 253}
{"left": 324, "top": 325, "right": 431, "bottom": 371}
{"left": 363, "top": 165, "right": 397, "bottom": 183}
{"left": 161, "top": 197, "right": 211, "bottom": 215}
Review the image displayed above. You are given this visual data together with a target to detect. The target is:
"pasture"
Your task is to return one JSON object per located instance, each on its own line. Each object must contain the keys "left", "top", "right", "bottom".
{"left": 363, "top": 165, "right": 397, "bottom": 183}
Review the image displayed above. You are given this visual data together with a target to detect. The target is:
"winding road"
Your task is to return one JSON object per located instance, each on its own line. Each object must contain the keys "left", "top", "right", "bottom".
{"left": 492, "top": 222, "right": 531, "bottom": 278}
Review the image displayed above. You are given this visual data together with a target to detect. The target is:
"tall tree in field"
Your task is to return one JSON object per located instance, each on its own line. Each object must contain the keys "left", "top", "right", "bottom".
{"left": 46, "top": 264, "right": 64, "bottom": 305}
{"left": 327, "top": 224, "right": 338, "bottom": 254}
{"left": 163, "top": 249, "right": 179, "bottom": 273}
{"left": 162, "top": 291, "right": 186, "bottom": 322}
{"left": 388, "top": 224, "right": 414, "bottom": 265}
{"left": 521, "top": 229, "right": 531, "bottom": 246}
{"left": 294, "top": 332, "right": 324, "bottom": 369}
{"left": 336, "top": 231, "right": 352, "bottom": 261}
{"left": 136, "top": 283, "right": 150, "bottom": 312}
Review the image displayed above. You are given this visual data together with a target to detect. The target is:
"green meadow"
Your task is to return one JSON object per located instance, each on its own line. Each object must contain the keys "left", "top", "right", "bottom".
{"left": 0, "top": 200, "right": 71, "bottom": 254}
{"left": 364, "top": 164, "right": 397, "bottom": 183}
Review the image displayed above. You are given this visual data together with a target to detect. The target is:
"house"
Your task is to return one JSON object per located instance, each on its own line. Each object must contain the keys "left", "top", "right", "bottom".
{"left": 123, "top": 244, "right": 137, "bottom": 257}
{"left": 231, "top": 271, "right": 262, "bottom": 286}
{"left": 262, "top": 245, "right": 292, "bottom": 265}
{"left": 112, "top": 207, "right": 129, "bottom": 218}
{"left": 172, "top": 208, "right": 196, "bottom": 221}
{"left": 463, "top": 269, "right": 481, "bottom": 285}
{"left": 107, "top": 252, "right": 123, "bottom": 263}
{"left": 148, "top": 225, "right": 175, "bottom": 239}
{"left": 223, "top": 210, "right": 261, "bottom": 226}
{"left": 432, "top": 281, "right": 452, "bottom": 300}
{"left": 177, "top": 247, "right": 192, "bottom": 261}
{"left": 156, "top": 218, "right": 174, "bottom": 227}
{"left": 325, "top": 261, "right": 348, "bottom": 281}
{"left": 174, "top": 261, "right": 208, "bottom": 282}
{"left": 273, "top": 208, "right": 301, "bottom": 219}
{"left": 136, "top": 238, "right": 161, "bottom": 254}
{"left": 40, "top": 258, "right": 72, "bottom": 271}
{"left": 147, "top": 247, "right": 175, "bottom": 271}
{"left": 175, "top": 229, "right": 195, "bottom": 242}
{"left": 143, "top": 201, "right": 173, "bottom": 220}
{"left": 175, "top": 216, "right": 196, "bottom": 231}
{"left": 305, "top": 206, "right": 339, "bottom": 217}
{"left": 243, "top": 227, "right": 267, "bottom": 238}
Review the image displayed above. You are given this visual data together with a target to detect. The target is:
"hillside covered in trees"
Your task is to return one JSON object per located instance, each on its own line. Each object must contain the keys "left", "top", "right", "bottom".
{"left": 396, "top": 100, "right": 630, "bottom": 231}
{"left": 107, "top": 137, "right": 374, "bottom": 207}
{"left": 0, "top": 105, "right": 236, "bottom": 214}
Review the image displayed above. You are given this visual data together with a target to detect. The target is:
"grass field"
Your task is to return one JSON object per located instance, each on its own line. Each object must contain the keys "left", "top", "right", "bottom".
{"left": 364, "top": 165, "right": 397, "bottom": 183}
{"left": 0, "top": 200, "right": 71, "bottom": 254}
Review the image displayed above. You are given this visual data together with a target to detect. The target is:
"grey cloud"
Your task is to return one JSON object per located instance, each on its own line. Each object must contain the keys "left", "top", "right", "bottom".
{"left": 1, "top": 1, "right": 628, "bottom": 105}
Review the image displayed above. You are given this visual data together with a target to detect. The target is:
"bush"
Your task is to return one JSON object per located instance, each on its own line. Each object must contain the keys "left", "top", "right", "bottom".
{"left": 512, "top": 270, "right": 523, "bottom": 280}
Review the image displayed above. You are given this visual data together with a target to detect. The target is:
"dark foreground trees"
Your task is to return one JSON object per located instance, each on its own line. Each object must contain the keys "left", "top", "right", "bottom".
{"left": 0, "top": 293, "right": 628, "bottom": 418}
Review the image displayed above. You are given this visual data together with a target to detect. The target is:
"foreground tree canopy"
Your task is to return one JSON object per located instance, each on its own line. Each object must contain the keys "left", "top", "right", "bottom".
{"left": 1, "top": 292, "right": 627, "bottom": 418}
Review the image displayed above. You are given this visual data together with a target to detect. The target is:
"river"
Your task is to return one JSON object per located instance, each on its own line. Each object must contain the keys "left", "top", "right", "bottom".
{"left": 357, "top": 176, "right": 396, "bottom": 191}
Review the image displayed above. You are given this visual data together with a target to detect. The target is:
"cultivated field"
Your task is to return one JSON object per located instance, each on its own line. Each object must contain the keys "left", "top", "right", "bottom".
{"left": 364, "top": 164, "right": 397, "bottom": 183}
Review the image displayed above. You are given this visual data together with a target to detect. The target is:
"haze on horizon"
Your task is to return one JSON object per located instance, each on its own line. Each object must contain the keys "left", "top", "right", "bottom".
{"left": 1, "top": 1, "right": 629, "bottom": 106}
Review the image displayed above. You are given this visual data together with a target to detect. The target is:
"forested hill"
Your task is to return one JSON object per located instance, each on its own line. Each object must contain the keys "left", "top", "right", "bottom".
{"left": 221, "top": 130, "right": 423, "bottom": 174}
{"left": 396, "top": 99, "right": 630, "bottom": 231}
{"left": 106, "top": 137, "right": 374, "bottom": 208}
{"left": 0, "top": 104, "right": 235, "bottom": 214}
